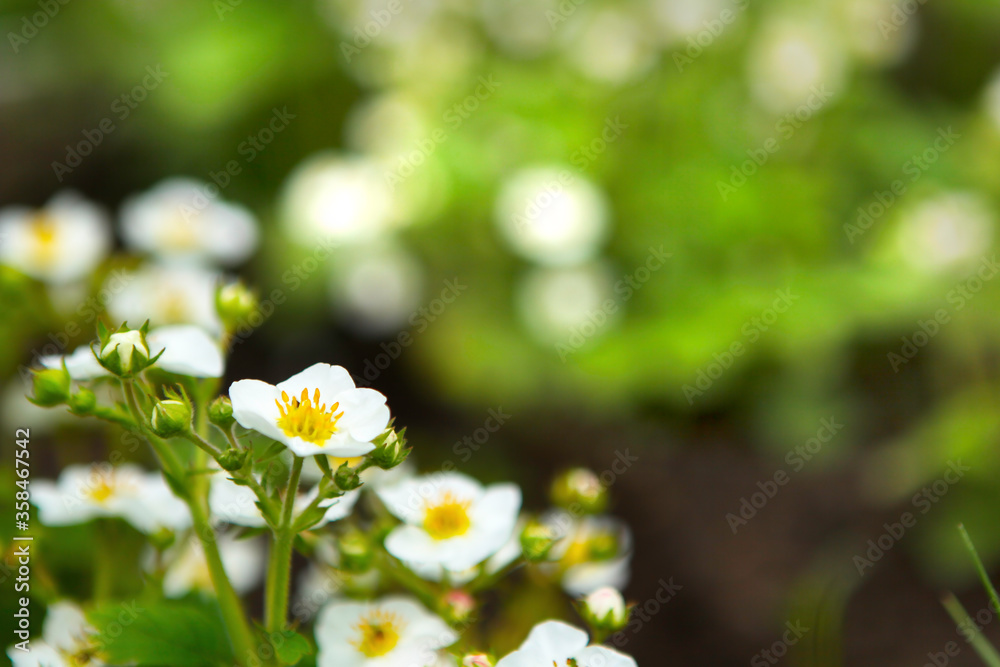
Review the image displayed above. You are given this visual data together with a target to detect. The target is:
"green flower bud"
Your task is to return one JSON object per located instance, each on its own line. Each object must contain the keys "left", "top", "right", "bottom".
{"left": 579, "top": 587, "right": 629, "bottom": 634}
{"left": 30, "top": 366, "right": 71, "bottom": 407}
{"left": 68, "top": 386, "right": 97, "bottom": 415}
{"left": 520, "top": 520, "right": 558, "bottom": 562}
{"left": 370, "top": 427, "right": 409, "bottom": 470}
{"left": 551, "top": 468, "right": 607, "bottom": 515}
{"left": 337, "top": 529, "right": 374, "bottom": 573}
{"left": 443, "top": 590, "right": 477, "bottom": 625}
{"left": 462, "top": 653, "right": 494, "bottom": 667}
{"left": 97, "top": 322, "right": 159, "bottom": 377}
{"left": 217, "top": 449, "right": 248, "bottom": 472}
{"left": 215, "top": 282, "right": 258, "bottom": 331}
{"left": 209, "top": 395, "right": 235, "bottom": 429}
{"left": 334, "top": 462, "right": 362, "bottom": 491}
{"left": 150, "top": 399, "right": 192, "bottom": 438}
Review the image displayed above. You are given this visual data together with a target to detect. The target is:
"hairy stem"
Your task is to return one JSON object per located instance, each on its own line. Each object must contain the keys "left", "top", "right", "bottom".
{"left": 265, "top": 455, "right": 302, "bottom": 633}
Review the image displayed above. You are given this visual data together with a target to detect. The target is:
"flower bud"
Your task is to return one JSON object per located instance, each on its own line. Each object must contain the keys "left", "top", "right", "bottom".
{"left": 334, "top": 462, "right": 363, "bottom": 491}
{"left": 370, "top": 427, "right": 409, "bottom": 470}
{"left": 150, "top": 399, "right": 192, "bottom": 438}
{"left": 215, "top": 282, "right": 258, "bottom": 331}
{"left": 337, "top": 529, "right": 374, "bottom": 573}
{"left": 217, "top": 448, "right": 248, "bottom": 472}
{"left": 520, "top": 520, "right": 558, "bottom": 562}
{"left": 551, "top": 468, "right": 607, "bottom": 514}
{"left": 30, "top": 366, "right": 71, "bottom": 406}
{"left": 98, "top": 322, "right": 158, "bottom": 377}
{"left": 209, "top": 396, "right": 235, "bottom": 429}
{"left": 443, "top": 590, "right": 477, "bottom": 625}
{"left": 580, "top": 586, "right": 629, "bottom": 633}
{"left": 462, "top": 653, "right": 494, "bottom": 667}
{"left": 68, "top": 386, "right": 97, "bottom": 415}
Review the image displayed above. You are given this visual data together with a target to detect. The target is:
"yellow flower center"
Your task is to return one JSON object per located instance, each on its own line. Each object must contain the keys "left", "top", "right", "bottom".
{"left": 423, "top": 492, "right": 472, "bottom": 540}
{"left": 85, "top": 472, "right": 116, "bottom": 504}
{"left": 328, "top": 455, "right": 364, "bottom": 468}
{"left": 351, "top": 609, "right": 403, "bottom": 658}
{"left": 161, "top": 214, "right": 200, "bottom": 251}
{"left": 28, "top": 214, "right": 59, "bottom": 267}
{"left": 275, "top": 388, "right": 344, "bottom": 445}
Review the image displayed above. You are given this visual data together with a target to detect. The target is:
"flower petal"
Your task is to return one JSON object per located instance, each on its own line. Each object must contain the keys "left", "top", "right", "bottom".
{"left": 229, "top": 379, "right": 285, "bottom": 442}
{"left": 148, "top": 325, "right": 224, "bottom": 378}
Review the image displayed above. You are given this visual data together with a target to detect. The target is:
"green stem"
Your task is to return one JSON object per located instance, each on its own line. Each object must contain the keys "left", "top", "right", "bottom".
{"left": 188, "top": 491, "right": 259, "bottom": 665}
{"left": 942, "top": 593, "right": 1000, "bottom": 667}
{"left": 121, "top": 379, "right": 258, "bottom": 665}
{"left": 265, "top": 455, "right": 302, "bottom": 633}
{"left": 960, "top": 524, "right": 1000, "bottom": 614}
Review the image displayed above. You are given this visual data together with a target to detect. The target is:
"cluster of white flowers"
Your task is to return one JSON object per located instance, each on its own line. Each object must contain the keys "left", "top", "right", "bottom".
{"left": 19, "top": 322, "right": 639, "bottom": 666}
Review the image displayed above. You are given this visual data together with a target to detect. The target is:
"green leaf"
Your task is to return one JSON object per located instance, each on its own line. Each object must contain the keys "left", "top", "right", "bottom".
{"left": 257, "top": 440, "right": 287, "bottom": 464}
{"left": 88, "top": 599, "right": 235, "bottom": 667}
{"left": 273, "top": 629, "right": 312, "bottom": 665}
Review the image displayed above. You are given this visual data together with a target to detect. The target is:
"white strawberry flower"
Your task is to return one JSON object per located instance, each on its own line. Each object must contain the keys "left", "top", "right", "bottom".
{"left": 31, "top": 464, "right": 190, "bottom": 534}
{"left": 7, "top": 601, "right": 104, "bottom": 667}
{"left": 41, "top": 325, "right": 225, "bottom": 379}
{"left": 121, "top": 178, "right": 258, "bottom": 266}
{"left": 209, "top": 472, "right": 360, "bottom": 528}
{"left": 495, "top": 620, "right": 636, "bottom": 667}
{"left": 229, "top": 363, "right": 390, "bottom": 458}
{"left": 107, "top": 263, "right": 222, "bottom": 333}
{"left": 543, "top": 512, "right": 632, "bottom": 596}
{"left": 377, "top": 472, "right": 521, "bottom": 573}
{"left": 0, "top": 192, "right": 111, "bottom": 283}
{"left": 315, "top": 596, "right": 457, "bottom": 667}
{"left": 161, "top": 531, "right": 264, "bottom": 598}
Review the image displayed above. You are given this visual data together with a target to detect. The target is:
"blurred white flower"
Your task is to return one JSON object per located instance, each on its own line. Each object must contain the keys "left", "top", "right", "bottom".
{"left": 41, "top": 325, "right": 224, "bottom": 379}
{"left": 495, "top": 167, "right": 609, "bottom": 266}
{"left": 480, "top": 0, "right": 562, "bottom": 57}
{"left": 839, "top": 0, "right": 917, "bottom": 67}
{"left": 895, "top": 192, "right": 995, "bottom": 273}
{"left": 543, "top": 511, "right": 633, "bottom": 595}
{"left": 517, "top": 263, "right": 617, "bottom": 346}
{"left": 162, "top": 532, "right": 265, "bottom": 598}
{"left": 984, "top": 66, "right": 1000, "bottom": 132}
{"left": 329, "top": 243, "right": 425, "bottom": 335}
{"left": 345, "top": 93, "right": 428, "bottom": 158}
{"left": 107, "top": 263, "right": 222, "bottom": 332}
{"left": 230, "top": 363, "right": 391, "bottom": 458}
{"left": 120, "top": 179, "right": 258, "bottom": 266}
{"left": 747, "top": 17, "right": 845, "bottom": 114}
{"left": 31, "top": 464, "right": 191, "bottom": 534}
{"left": 377, "top": 472, "right": 521, "bottom": 572}
{"left": 315, "top": 596, "right": 457, "bottom": 667}
{"left": 7, "top": 601, "right": 103, "bottom": 667}
{"left": 0, "top": 192, "right": 110, "bottom": 283}
{"left": 209, "top": 472, "right": 360, "bottom": 528}
{"left": 563, "top": 8, "right": 657, "bottom": 84}
{"left": 282, "top": 154, "right": 394, "bottom": 246}
{"left": 495, "top": 620, "right": 636, "bottom": 667}
{"left": 651, "top": 0, "right": 732, "bottom": 43}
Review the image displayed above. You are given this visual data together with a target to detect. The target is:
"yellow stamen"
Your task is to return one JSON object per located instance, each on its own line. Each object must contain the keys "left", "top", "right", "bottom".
{"left": 161, "top": 215, "right": 200, "bottom": 251}
{"left": 28, "top": 214, "right": 59, "bottom": 267}
{"left": 351, "top": 609, "right": 403, "bottom": 658}
{"left": 275, "top": 388, "right": 344, "bottom": 445}
{"left": 423, "top": 492, "right": 472, "bottom": 540}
